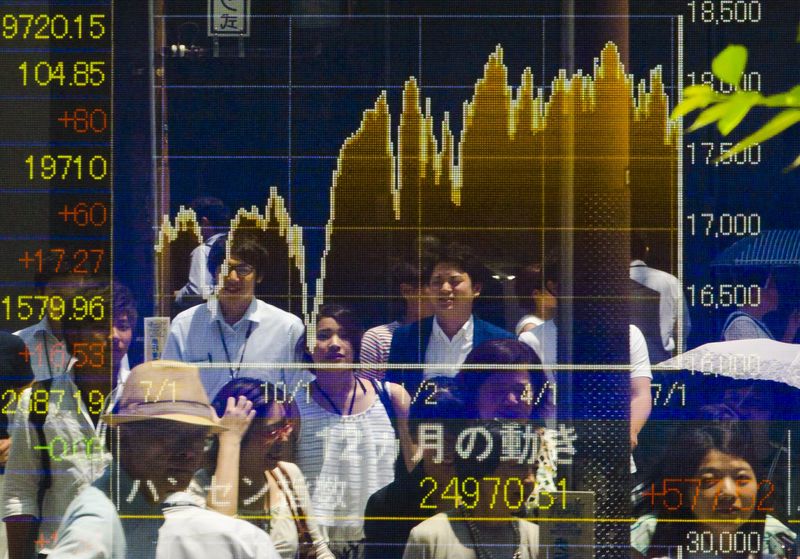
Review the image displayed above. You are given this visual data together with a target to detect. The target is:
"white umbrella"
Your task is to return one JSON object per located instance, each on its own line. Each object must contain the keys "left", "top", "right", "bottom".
{"left": 655, "top": 339, "right": 800, "bottom": 390}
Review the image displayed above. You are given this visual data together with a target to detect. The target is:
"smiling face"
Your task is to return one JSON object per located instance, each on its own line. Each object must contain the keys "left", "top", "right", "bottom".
{"left": 693, "top": 449, "right": 758, "bottom": 534}
{"left": 312, "top": 317, "right": 355, "bottom": 371}
{"left": 427, "top": 262, "right": 481, "bottom": 319}
{"left": 219, "top": 256, "right": 259, "bottom": 301}
{"left": 240, "top": 404, "right": 294, "bottom": 476}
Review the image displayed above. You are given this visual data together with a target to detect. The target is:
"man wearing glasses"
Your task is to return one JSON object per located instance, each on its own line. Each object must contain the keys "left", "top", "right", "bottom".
{"left": 163, "top": 234, "right": 307, "bottom": 400}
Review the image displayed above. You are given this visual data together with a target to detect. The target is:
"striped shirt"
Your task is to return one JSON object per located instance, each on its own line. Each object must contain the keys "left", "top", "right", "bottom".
{"left": 295, "top": 385, "right": 397, "bottom": 542}
{"left": 358, "top": 321, "right": 401, "bottom": 381}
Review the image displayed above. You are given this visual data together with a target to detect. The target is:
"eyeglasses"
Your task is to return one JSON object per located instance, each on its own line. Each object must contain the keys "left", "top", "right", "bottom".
{"left": 226, "top": 263, "right": 255, "bottom": 277}
{"left": 252, "top": 420, "right": 290, "bottom": 442}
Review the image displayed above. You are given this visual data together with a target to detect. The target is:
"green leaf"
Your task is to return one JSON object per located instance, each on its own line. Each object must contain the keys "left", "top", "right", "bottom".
{"left": 715, "top": 109, "right": 800, "bottom": 163}
{"left": 687, "top": 101, "right": 733, "bottom": 132}
{"left": 787, "top": 85, "right": 800, "bottom": 106}
{"left": 712, "top": 45, "right": 748, "bottom": 87}
{"left": 684, "top": 84, "right": 716, "bottom": 98}
{"left": 784, "top": 151, "right": 800, "bottom": 172}
{"left": 717, "top": 92, "right": 762, "bottom": 136}
{"left": 671, "top": 95, "right": 717, "bottom": 120}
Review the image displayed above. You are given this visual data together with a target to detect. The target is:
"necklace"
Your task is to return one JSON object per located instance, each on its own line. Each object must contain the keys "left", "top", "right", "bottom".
{"left": 313, "top": 376, "right": 365, "bottom": 416}
{"left": 215, "top": 321, "right": 254, "bottom": 380}
{"left": 463, "top": 508, "right": 522, "bottom": 559}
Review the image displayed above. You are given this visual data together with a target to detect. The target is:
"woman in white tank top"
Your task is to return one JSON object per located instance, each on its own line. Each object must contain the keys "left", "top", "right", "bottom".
{"left": 296, "top": 305, "right": 414, "bottom": 559}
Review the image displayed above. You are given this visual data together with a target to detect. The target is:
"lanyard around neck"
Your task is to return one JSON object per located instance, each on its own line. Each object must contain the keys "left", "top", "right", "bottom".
{"left": 216, "top": 320, "right": 254, "bottom": 380}
{"left": 314, "top": 376, "right": 365, "bottom": 416}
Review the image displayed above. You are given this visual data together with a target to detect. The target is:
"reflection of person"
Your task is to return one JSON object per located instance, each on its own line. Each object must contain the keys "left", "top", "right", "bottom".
{"left": 3, "top": 282, "right": 130, "bottom": 559}
{"left": 163, "top": 234, "right": 307, "bottom": 399}
{"left": 629, "top": 233, "right": 691, "bottom": 353}
{"left": 47, "top": 361, "right": 280, "bottom": 559}
{"left": 190, "top": 378, "right": 334, "bottom": 559}
{"left": 296, "top": 305, "right": 413, "bottom": 558}
{"left": 175, "top": 196, "right": 230, "bottom": 307}
{"left": 456, "top": 340, "right": 558, "bottom": 497}
{"left": 519, "top": 320, "right": 652, "bottom": 451}
{"left": 514, "top": 263, "right": 557, "bottom": 335}
{"left": 386, "top": 244, "right": 514, "bottom": 396}
{"left": 721, "top": 271, "right": 800, "bottom": 343}
{"left": 631, "top": 420, "right": 795, "bottom": 559}
{"left": 13, "top": 255, "right": 82, "bottom": 381}
{"left": 0, "top": 333, "right": 33, "bottom": 559}
{"left": 364, "top": 378, "right": 465, "bottom": 559}
{"left": 359, "top": 261, "right": 434, "bottom": 381}
{"left": 403, "top": 421, "right": 540, "bottom": 559}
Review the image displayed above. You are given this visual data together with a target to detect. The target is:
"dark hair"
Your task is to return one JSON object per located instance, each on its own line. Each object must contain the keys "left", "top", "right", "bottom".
{"left": 191, "top": 196, "right": 230, "bottom": 228}
{"left": 113, "top": 281, "right": 138, "bottom": 327}
{"left": 316, "top": 304, "right": 364, "bottom": 361}
{"left": 34, "top": 253, "right": 80, "bottom": 294}
{"left": 515, "top": 264, "right": 544, "bottom": 312}
{"left": 457, "top": 340, "right": 545, "bottom": 421}
{"left": 213, "top": 232, "right": 269, "bottom": 284}
{"left": 631, "top": 232, "right": 650, "bottom": 262}
{"left": 60, "top": 281, "right": 111, "bottom": 348}
{"left": 423, "top": 242, "right": 484, "bottom": 287}
{"left": 409, "top": 377, "right": 467, "bottom": 440}
{"left": 390, "top": 261, "right": 424, "bottom": 320}
{"left": 453, "top": 420, "right": 505, "bottom": 479}
{"left": 212, "top": 377, "right": 294, "bottom": 421}
{"left": 647, "top": 420, "right": 769, "bottom": 558}
{"left": 208, "top": 378, "right": 296, "bottom": 469}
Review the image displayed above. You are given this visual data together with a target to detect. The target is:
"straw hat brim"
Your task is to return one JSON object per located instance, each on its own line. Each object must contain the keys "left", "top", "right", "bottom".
{"left": 103, "top": 413, "right": 226, "bottom": 433}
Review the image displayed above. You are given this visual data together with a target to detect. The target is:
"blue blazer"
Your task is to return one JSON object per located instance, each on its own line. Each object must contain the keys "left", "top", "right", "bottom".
{"left": 385, "top": 316, "right": 514, "bottom": 395}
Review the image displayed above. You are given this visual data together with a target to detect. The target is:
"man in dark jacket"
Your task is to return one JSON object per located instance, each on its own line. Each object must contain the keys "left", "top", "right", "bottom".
{"left": 386, "top": 243, "right": 514, "bottom": 395}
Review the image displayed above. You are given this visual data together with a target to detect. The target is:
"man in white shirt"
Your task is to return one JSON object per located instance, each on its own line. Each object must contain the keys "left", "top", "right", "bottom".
{"left": 629, "top": 233, "right": 690, "bottom": 354}
{"left": 13, "top": 258, "right": 84, "bottom": 381}
{"left": 163, "top": 234, "right": 307, "bottom": 399}
{"left": 519, "top": 320, "right": 653, "bottom": 451}
{"left": 174, "top": 197, "right": 230, "bottom": 308}
{"left": 3, "top": 281, "right": 136, "bottom": 559}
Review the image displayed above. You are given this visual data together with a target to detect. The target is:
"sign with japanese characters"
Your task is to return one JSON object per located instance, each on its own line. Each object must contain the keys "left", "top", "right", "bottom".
{"left": 208, "top": 0, "right": 250, "bottom": 37}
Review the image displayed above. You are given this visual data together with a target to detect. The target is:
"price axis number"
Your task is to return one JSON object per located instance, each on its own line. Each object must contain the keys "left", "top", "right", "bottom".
{"left": 686, "top": 213, "right": 760, "bottom": 237}
{"left": 686, "top": 0, "right": 762, "bottom": 24}
{"left": 686, "top": 284, "right": 760, "bottom": 309}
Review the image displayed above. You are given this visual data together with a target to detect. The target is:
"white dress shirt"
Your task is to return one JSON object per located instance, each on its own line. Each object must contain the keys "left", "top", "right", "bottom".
{"left": 162, "top": 297, "right": 309, "bottom": 399}
{"left": 629, "top": 260, "right": 690, "bottom": 352}
{"left": 175, "top": 232, "right": 227, "bottom": 304}
{"left": 14, "top": 318, "right": 72, "bottom": 381}
{"left": 423, "top": 316, "right": 474, "bottom": 379}
{"left": 159, "top": 495, "right": 281, "bottom": 559}
{"left": 518, "top": 320, "right": 652, "bottom": 379}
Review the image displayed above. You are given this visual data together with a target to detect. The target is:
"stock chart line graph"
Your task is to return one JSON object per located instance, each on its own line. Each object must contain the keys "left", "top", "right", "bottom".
{"left": 156, "top": 42, "right": 679, "bottom": 345}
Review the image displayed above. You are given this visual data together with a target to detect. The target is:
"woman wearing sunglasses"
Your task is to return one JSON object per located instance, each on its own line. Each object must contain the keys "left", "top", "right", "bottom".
{"left": 191, "top": 377, "right": 335, "bottom": 559}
